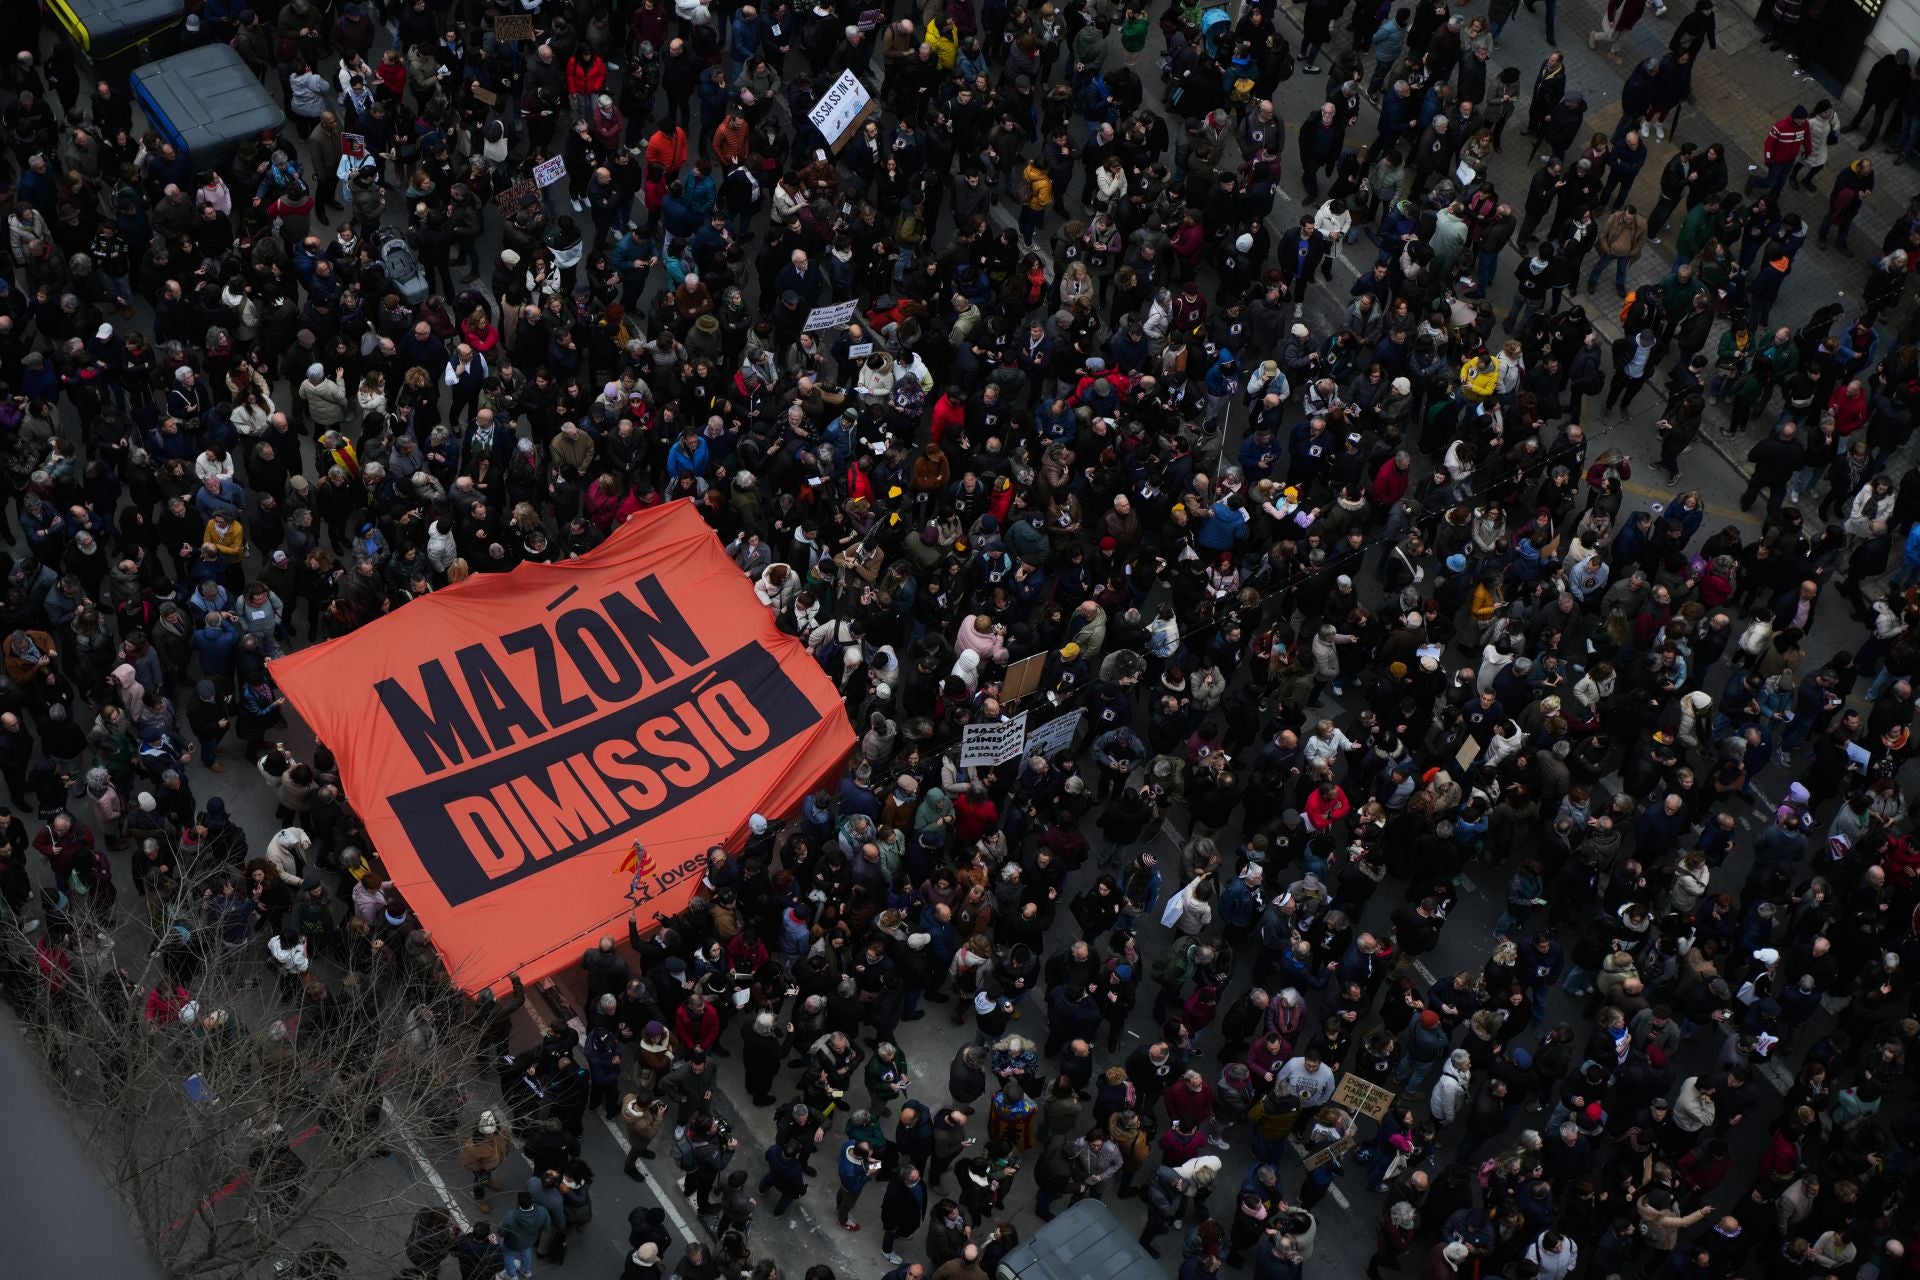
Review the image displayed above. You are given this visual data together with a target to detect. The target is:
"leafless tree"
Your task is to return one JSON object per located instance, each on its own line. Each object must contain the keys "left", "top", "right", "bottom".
{"left": 0, "top": 885, "right": 491, "bottom": 1280}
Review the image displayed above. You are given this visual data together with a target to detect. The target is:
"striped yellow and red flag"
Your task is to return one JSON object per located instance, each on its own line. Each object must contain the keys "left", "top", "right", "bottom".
{"left": 618, "top": 843, "right": 655, "bottom": 877}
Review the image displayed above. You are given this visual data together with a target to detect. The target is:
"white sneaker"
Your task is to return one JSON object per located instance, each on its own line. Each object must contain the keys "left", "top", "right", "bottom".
{"left": 1654, "top": 123, "right": 1666, "bottom": 142}
{"left": 1207, "top": 1135, "right": 1231, "bottom": 1150}
{"left": 1786, "top": 489, "right": 1801, "bottom": 503}
{"left": 885, "top": 1253, "right": 905, "bottom": 1266}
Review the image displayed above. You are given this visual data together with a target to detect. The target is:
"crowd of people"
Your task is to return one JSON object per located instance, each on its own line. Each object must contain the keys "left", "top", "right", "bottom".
{"left": 3, "top": 0, "right": 1920, "bottom": 1279}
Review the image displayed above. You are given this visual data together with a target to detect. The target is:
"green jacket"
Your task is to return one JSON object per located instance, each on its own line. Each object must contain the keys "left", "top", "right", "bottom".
{"left": 864, "top": 1053, "right": 910, "bottom": 1102}
{"left": 1662, "top": 272, "right": 1705, "bottom": 321}
{"left": 1716, "top": 329, "right": 1754, "bottom": 372}
{"left": 847, "top": 1113, "right": 887, "bottom": 1151}
{"left": 1675, "top": 202, "right": 1716, "bottom": 258}
{"left": 1756, "top": 340, "right": 1799, "bottom": 382}
{"left": 1150, "top": 939, "right": 1193, "bottom": 986}
{"left": 499, "top": 1204, "right": 550, "bottom": 1250}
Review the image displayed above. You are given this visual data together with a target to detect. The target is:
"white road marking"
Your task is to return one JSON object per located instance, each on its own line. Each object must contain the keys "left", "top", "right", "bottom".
{"left": 382, "top": 1097, "right": 469, "bottom": 1231}
{"left": 530, "top": 999, "right": 697, "bottom": 1244}
{"left": 598, "top": 1115, "right": 701, "bottom": 1245}
{"left": 1413, "top": 959, "right": 1436, "bottom": 985}
{"left": 1287, "top": 1138, "right": 1349, "bottom": 1208}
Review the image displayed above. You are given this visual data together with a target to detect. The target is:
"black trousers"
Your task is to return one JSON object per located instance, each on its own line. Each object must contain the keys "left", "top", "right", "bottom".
{"left": 1605, "top": 369, "right": 1648, "bottom": 413}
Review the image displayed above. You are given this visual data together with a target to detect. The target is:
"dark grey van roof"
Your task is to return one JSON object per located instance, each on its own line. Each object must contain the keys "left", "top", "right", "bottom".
{"left": 994, "top": 1200, "right": 1168, "bottom": 1280}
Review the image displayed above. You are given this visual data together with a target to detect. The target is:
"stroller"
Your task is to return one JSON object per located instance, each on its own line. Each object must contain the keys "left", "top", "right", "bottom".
{"left": 380, "top": 231, "right": 430, "bottom": 304}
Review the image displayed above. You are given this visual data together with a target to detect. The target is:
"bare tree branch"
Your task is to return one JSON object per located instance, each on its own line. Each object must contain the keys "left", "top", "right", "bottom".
{"left": 0, "top": 884, "right": 493, "bottom": 1280}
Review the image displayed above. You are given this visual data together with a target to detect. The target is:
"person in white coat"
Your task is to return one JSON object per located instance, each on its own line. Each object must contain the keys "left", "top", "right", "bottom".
{"left": 1429, "top": 1051, "right": 1472, "bottom": 1125}
{"left": 1793, "top": 102, "right": 1842, "bottom": 193}
{"left": 1527, "top": 1231, "right": 1579, "bottom": 1280}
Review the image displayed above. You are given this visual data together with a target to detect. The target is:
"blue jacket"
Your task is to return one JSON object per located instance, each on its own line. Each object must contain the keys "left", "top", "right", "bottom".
{"left": 729, "top": 10, "right": 761, "bottom": 61}
{"left": 1520, "top": 942, "right": 1564, "bottom": 988}
{"left": 776, "top": 907, "right": 810, "bottom": 958}
{"left": 661, "top": 193, "right": 701, "bottom": 240}
{"left": 1378, "top": 88, "right": 1415, "bottom": 141}
{"left": 1219, "top": 876, "right": 1260, "bottom": 929}
{"left": 1204, "top": 354, "right": 1241, "bottom": 398}
{"left": 666, "top": 436, "right": 710, "bottom": 480}
{"left": 837, "top": 1142, "right": 873, "bottom": 1194}
{"left": 1369, "top": 15, "right": 1407, "bottom": 64}
{"left": 1195, "top": 499, "right": 1248, "bottom": 551}
{"left": 685, "top": 171, "right": 718, "bottom": 217}
{"left": 1238, "top": 430, "right": 1281, "bottom": 478}
{"left": 1902, "top": 522, "right": 1920, "bottom": 568}
{"left": 764, "top": 1143, "right": 808, "bottom": 1194}
{"left": 1035, "top": 402, "right": 1076, "bottom": 444}
{"left": 189, "top": 620, "right": 240, "bottom": 677}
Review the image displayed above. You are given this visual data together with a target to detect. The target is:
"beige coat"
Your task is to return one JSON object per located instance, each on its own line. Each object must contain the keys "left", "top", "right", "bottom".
{"left": 621, "top": 1095, "right": 665, "bottom": 1149}
{"left": 1599, "top": 209, "right": 1648, "bottom": 260}
{"left": 1636, "top": 1198, "right": 1711, "bottom": 1250}
{"left": 457, "top": 1125, "right": 514, "bottom": 1173}
{"left": 298, "top": 376, "right": 350, "bottom": 427}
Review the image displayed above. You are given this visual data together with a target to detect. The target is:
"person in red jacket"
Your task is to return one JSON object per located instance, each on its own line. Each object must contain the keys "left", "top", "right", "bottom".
{"left": 1828, "top": 378, "right": 1870, "bottom": 435}
{"left": 1162, "top": 1070, "right": 1218, "bottom": 1131}
{"left": 1304, "top": 779, "right": 1352, "bottom": 832}
{"left": 1372, "top": 449, "right": 1412, "bottom": 507}
{"left": 645, "top": 126, "right": 689, "bottom": 179}
{"left": 929, "top": 387, "right": 968, "bottom": 448}
{"left": 674, "top": 991, "right": 722, "bottom": 1055}
{"left": 565, "top": 49, "right": 608, "bottom": 114}
{"left": 952, "top": 782, "right": 1001, "bottom": 844}
{"left": 1747, "top": 106, "right": 1810, "bottom": 198}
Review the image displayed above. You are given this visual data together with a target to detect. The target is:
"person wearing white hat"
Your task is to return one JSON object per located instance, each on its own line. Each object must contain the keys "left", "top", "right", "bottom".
{"left": 458, "top": 1110, "right": 514, "bottom": 1212}
{"left": 625, "top": 1242, "right": 663, "bottom": 1279}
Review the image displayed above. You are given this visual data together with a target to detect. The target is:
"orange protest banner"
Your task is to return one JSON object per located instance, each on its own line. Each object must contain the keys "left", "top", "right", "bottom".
{"left": 270, "top": 501, "right": 855, "bottom": 992}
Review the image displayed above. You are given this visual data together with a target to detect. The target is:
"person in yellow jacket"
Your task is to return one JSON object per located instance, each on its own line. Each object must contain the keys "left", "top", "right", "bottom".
{"left": 1458, "top": 350, "right": 1499, "bottom": 402}
{"left": 204, "top": 511, "right": 246, "bottom": 566}
{"left": 924, "top": 16, "right": 959, "bottom": 69}
{"left": 203, "top": 510, "right": 247, "bottom": 591}
{"left": 1469, "top": 577, "right": 1503, "bottom": 642}
{"left": 1018, "top": 160, "right": 1053, "bottom": 244}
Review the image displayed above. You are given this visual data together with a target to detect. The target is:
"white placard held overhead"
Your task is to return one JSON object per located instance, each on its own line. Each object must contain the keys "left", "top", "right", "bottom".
{"left": 807, "top": 70, "right": 874, "bottom": 148}
{"left": 803, "top": 299, "right": 859, "bottom": 332}
{"left": 1023, "top": 709, "right": 1083, "bottom": 762}
{"left": 960, "top": 713, "right": 1029, "bottom": 768}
